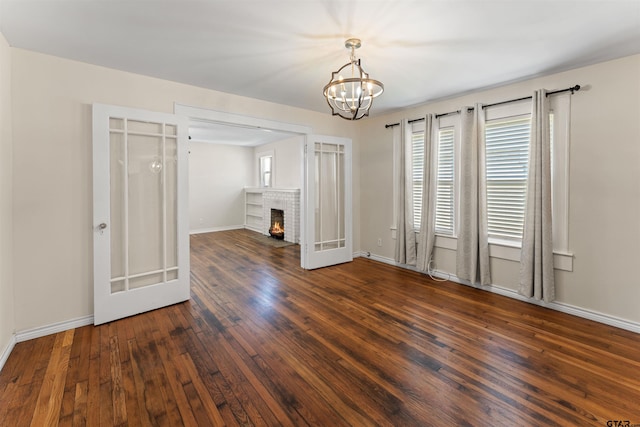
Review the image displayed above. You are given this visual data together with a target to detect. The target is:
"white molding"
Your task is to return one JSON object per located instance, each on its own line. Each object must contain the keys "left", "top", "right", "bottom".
{"left": 244, "top": 187, "right": 265, "bottom": 193}
{"left": 259, "top": 188, "right": 300, "bottom": 193}
{"left": 553, "top": 252, "right": 573, "bottom": 272}
{"left": 549, "top": 93, "right": 572, "bottom": 253}
{"left": 431, "top": 235, "right": 573, "bottom": 272}
{"left": 434, "top": 235, "right": 457, "bottom": 250}
{"left": 0, "top": 334, "right": 17, "bottom": 373}
{"left": 190, "top": 225, "right": 244, "bottom": 235}
{"left": 15, "top": 315, "right": 94, "bottom": 343}
{"left": 361, "top": 253, "right": 640, "bottom": 334}
{"left": 487, "top": 244, "right": 573, "bottom": 272}
{"left": 174, "top": 104, "right": 313, "bottom": 135}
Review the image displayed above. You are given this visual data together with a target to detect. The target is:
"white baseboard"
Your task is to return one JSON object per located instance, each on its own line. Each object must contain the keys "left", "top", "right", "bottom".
{"left": 0, "top": 334, "right": 16, "bottom": 373}
{"left": 15, "top": 315, "right": 94, "bottom": 343}
{"left": 0, "top": 315, "right": 94, "bottom": 373}
{"left": 190, "top": 225, "right": 244, "bottom": 235}
{"left": 357, "top": 252, "right": 640, "bottom": 334}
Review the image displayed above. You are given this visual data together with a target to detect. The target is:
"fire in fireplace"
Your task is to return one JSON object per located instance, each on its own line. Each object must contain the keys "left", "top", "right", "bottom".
{"left": 269, "top": 209, "right": 285, "bottom": 240}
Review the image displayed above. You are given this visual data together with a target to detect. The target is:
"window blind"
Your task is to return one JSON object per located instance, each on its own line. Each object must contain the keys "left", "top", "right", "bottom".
{"left": 485, "top": 116, "right": 530, "bottom": 240}
{"left": 436, "top": 127, "right": 454, "bottom": 235}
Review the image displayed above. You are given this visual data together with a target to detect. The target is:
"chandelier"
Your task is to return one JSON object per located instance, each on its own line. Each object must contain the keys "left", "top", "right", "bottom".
{"left": 323, "top": 38, "right": 384, "bottom": 120}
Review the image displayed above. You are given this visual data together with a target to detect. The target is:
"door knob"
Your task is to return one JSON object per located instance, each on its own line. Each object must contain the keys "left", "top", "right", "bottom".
{"left": 98, "top": 223, "right": 107, "bottom": 230}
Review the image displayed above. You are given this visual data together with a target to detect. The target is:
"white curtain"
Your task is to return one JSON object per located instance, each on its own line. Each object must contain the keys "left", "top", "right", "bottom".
{"left": 394, "top": 120, "right": 417, "bottom": 265}
{"left": 416, "top": 114, "right": 437, "bottom": 272}
{"left": 519, "top": 90, "right": 555, "bottom": 302}
{"left": 456, "top": 105, "right": 491, "bottom": 285}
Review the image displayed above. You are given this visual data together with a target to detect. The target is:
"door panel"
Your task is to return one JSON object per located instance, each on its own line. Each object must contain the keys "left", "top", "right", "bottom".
{"left": 303, "top": 135, "right": 352, "bottom": 269}
{"left": 93, "top": 104, "right": 189, "bottom": 325}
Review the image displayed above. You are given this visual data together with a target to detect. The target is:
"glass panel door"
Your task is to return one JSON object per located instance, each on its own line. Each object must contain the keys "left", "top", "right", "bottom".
{"left": 109, "top": 120, "right": 178, "bottom": 292}
{"left": 303, "top": 135, "right": 352, "bottom": 269}
{"left": 93, "top": 104, "right": 189, "bottom": 325}
{"left": 314, "top": 142, "right": 346, "bottom": 251}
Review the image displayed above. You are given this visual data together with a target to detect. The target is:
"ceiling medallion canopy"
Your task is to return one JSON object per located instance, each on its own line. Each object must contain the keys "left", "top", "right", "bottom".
{"left": 323, "top": 38, "right": 384, "bottom": 120}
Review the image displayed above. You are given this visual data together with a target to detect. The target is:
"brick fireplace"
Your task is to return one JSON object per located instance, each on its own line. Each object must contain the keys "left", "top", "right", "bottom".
{"left": 262, "top": 189, "right": 300, "bottom": 244}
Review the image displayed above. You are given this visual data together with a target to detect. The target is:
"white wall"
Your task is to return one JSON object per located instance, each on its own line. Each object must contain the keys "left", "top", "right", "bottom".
{"left": 189, "top": 142, "right": 254, "bottom": 233}
{"left": 189, "top": 134, "right": 303, "bottom": 234}
{"left": 0, "top": 32, "right": 15, "bottom": 365}
{"left": 254, "top": 135, "right": 303, "bottom": 189}
{"left": 359, "top": 54, "right": 640, "bottom": 327}
{"left": 10, "top": 48, "right": 360, "bottom": 332}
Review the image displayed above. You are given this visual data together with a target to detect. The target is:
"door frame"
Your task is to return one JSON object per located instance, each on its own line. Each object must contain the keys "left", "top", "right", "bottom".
{"left": 174, "top": 104, "right": 356, "bottom": 270}
{"left": 173, "top": 104, "right": 317, "bottom": 265}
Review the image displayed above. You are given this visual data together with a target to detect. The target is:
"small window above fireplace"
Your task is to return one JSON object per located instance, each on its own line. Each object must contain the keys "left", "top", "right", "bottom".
{"left": 258, "top": 150, "right": 274, "bottom": 188}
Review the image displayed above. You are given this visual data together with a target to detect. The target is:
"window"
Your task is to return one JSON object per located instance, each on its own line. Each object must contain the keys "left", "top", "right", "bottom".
{"left": 258, "top": 152, "right": 273, "bottom": 187}
{"left": 483, "top": 98, "right": 568, "bottom": 247}
{"left": 436, "top": 127, "right": 455, "bottom": 235}
{"left": 485, "top": 115, "right": 531, "bottom": 241}
{"left": 394, "top": 93, "right": 570, "bottom": 261}
{"left": 409, "top": 119, "right": 457, "bottom": 235}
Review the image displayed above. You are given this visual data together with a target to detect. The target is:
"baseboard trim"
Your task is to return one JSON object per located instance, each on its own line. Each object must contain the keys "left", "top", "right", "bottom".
{"left": 15, "top": 315, "right": 94, "bottom": 343}
{"left": 0, "top": 334, "right": 17, "bottom": 373}
{"left": 190, "top": 225, "right": 244, "bottom": 235}
{"left": 357, "top": 252, "right": 640, "bottom": 334}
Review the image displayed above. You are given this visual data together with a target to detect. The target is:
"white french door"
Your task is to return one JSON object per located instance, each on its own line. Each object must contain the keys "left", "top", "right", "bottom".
{"left": 92, "top": 104, "right": 190, "bottom": 325}
{"left": 302, "top": 135, "right": 352, "bottom": 269}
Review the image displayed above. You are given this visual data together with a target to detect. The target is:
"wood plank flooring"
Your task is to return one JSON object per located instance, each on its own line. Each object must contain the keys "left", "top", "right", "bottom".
{"left": 1, "top": 229, "right": 639, "bottom": 426}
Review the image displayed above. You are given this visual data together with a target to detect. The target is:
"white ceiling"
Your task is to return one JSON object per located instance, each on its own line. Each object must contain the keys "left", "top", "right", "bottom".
{"left": 2, "top": 0, "right": 640, "bottom": 121}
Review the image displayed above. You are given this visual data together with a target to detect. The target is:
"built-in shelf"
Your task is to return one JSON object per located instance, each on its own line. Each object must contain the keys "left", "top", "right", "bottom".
{"left": 244, "top": 188, "right": 264, "bottom": 232}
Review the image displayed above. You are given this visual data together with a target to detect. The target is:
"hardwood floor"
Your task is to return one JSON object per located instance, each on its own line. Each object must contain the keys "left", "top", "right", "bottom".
{"left": 1, "top": 229, "right": 639, "bottom": 426}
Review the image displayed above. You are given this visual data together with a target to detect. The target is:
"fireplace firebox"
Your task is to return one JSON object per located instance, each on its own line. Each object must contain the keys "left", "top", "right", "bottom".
{"left": 269, "top": 209, "right": 285, "bottom": 240}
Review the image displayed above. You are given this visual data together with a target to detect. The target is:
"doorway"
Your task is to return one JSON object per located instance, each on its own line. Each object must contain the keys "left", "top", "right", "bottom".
{"left": 174, "top": 104, "right": 353, "bottom": 270}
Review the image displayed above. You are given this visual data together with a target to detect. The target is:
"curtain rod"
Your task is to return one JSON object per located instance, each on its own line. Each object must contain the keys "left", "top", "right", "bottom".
{"left": 384, "top": 84, "right": 581, "bottom": 128}
{"left": 483, "top": 85, "right": 581, "bottom": 109}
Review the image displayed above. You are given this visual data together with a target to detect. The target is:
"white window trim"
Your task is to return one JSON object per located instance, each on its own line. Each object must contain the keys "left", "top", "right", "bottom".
{"left": 433, "top": 235, "right": 573, "bottom": 272}
{"left": 549, "top": 93, "right": 571, "bottom": 253}
{"left": 390, "top": 122, "right": 409, "bottom": 240}
{"left": 391, "top": 127, "right": 398, "bottom": 239}
{"left": 256, "top": 149, "right": 275, "bottom": 188}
